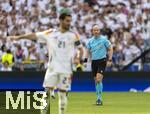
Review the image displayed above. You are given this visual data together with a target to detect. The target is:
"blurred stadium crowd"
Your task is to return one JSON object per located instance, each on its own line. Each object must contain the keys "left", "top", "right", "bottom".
{"left": 0, "top": 0, "right": 150, "bottom": 71}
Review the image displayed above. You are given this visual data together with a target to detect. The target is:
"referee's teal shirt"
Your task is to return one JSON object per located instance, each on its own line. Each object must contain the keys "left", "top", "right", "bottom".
{"left": 87, "top": 35, "right": 111, "bottom": 60}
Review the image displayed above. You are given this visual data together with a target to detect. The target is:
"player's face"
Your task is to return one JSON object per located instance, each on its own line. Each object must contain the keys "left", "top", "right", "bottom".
{"left": 92, "top": 26, "right": 100, "bottom": 37}
{"left": 61, "top": 16, "right": 72, "bottom": 30}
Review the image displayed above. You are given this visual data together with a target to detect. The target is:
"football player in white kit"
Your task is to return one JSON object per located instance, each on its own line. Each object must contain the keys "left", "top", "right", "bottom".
{"left": 9, "top": 9, "right": 83, "bottom": 114}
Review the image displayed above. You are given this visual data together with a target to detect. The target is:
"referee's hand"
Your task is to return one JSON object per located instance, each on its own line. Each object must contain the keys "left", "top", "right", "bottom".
{"left": 106, "top": 60, "right": 112, "bottom": 67}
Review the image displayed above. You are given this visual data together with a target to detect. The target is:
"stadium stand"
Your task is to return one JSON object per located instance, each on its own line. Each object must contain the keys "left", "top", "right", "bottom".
{"left": 0, "top": 0, "right": 149, "bottom": 71}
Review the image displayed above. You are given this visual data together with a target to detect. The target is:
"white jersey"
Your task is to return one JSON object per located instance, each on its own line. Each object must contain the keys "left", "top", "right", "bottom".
{"left": 36, "top": 29, "right": 80, "bottom": 74}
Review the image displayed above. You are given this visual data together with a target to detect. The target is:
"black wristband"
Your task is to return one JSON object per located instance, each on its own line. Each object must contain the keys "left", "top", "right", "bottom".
{"left": 83, "top": 58, "right": 88, "bottom": 63}
{"left": 108, "top": 59, "right": 112, "bottom": 62}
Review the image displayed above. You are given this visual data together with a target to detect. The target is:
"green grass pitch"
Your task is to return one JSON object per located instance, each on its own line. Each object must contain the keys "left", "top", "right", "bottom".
{"left": 51, "top": 92, "right": 150, "bottom": 114}
{"left": 0, "top": 92, "right": 150, "bottom": 114}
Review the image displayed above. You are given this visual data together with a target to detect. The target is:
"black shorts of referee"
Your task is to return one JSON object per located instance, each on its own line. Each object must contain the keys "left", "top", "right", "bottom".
{"left": 91, "top": 58, "right": 107, "bottom": 77}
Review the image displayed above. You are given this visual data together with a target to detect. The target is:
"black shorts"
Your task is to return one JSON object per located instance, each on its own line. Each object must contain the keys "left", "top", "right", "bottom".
{"left": 91, "top": 58, "right": 107, "bottom": 77}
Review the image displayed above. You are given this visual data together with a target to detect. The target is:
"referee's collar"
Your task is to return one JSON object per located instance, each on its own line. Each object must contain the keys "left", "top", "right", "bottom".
{"left": 93, "top": 35, "right": 101, "bottom": 39}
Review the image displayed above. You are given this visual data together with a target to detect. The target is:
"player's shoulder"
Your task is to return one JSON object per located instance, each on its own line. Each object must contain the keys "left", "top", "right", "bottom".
{"left": 68, "top": 29, "right": 80, "bottom": 40}
{"left": 43, "top": 28, "right": 57, "bottom": 35}
{"left": 69, "top": 29, "right": 79, "bottom": 35}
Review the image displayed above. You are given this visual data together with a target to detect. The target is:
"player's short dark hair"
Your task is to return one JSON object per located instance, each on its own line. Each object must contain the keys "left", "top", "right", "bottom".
{"left": 59, "top": 8, "right": 72, "bottom": 20}
{"left": 59, "top": 13, "right": 71, "bottom": 20}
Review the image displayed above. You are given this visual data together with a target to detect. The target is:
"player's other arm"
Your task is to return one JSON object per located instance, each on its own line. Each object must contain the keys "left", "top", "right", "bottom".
{"left": 78, "top": 46, "right": 84, "bottom": 60}
{"left": 74, "top": 42, "right": 84, "bottom": 60}
{"left": 8, "top": 33, "right": 37, "bottom": 41}
{"left": 84, "top": 49, "right": 90, "bottom": 62}
{"left": 74, "top": 33, "right": 84, "bottom": 59}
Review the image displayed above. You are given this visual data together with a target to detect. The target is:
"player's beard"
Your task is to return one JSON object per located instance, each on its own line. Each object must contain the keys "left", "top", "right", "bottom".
{"left": 60, "top": 23, "right": 70, "bottom": 32}
{"left": 64, "top": 25, "right": 70, "bottom": 31}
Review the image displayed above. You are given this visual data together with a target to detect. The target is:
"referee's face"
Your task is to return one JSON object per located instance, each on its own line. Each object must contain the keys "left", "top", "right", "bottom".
{"left": 92, "top": 26, "right": 100, "bottom": 37}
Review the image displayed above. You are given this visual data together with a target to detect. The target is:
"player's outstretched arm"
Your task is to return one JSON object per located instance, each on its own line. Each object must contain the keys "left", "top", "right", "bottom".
{"left": 8, "top": 33, "right": 37, "bottom": 41}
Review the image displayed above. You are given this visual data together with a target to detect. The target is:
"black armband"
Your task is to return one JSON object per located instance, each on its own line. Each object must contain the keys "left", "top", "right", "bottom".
{"left": 75, "top": 41, "right": 81, "bottom": 46}
{"left": 83, "top": 58, "right": 88, "bottom": 63}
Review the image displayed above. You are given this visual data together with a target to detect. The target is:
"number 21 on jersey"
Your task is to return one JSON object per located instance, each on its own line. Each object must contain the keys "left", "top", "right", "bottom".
{"left": 58, "top": 41, "right": 66, "bottom": 48}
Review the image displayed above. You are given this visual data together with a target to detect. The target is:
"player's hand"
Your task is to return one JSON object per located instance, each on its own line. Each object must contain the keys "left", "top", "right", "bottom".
{"left": 106, "top": 60, "right": 112, "bottom": 67}
{"left": 83, "top": 62, "right": 87, "bottom": 67}
{"left": 82, "top": 58, "right": 87, "bottom": 67}
{"left": 73, "top": 58, "right": 79, "bottom": 64}
{"left": 8, "top": 36, "right": 19, "bottom": 41}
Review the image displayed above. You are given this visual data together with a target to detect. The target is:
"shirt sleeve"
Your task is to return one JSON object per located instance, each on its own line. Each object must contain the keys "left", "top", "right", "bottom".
{"left": 36, "top": 29, "right": 53, "bottom": 41}
{"left": 36, "top": 32, "right": 47, "bottom": 41}
{"left": 86, "top": 41, "right": 91, "bottom": 50}
{"left": 104, "top": 38, "right": 111, "bottom": 49}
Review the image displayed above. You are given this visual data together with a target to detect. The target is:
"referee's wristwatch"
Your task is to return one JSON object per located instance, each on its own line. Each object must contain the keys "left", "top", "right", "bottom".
{"left": 108, "top": 59, "right": 112, "bottom": 62}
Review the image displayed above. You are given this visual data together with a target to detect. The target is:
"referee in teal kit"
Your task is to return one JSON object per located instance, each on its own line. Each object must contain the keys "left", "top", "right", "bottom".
{"left": 84, "top": 24, "right": 113, "bottom": 105}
